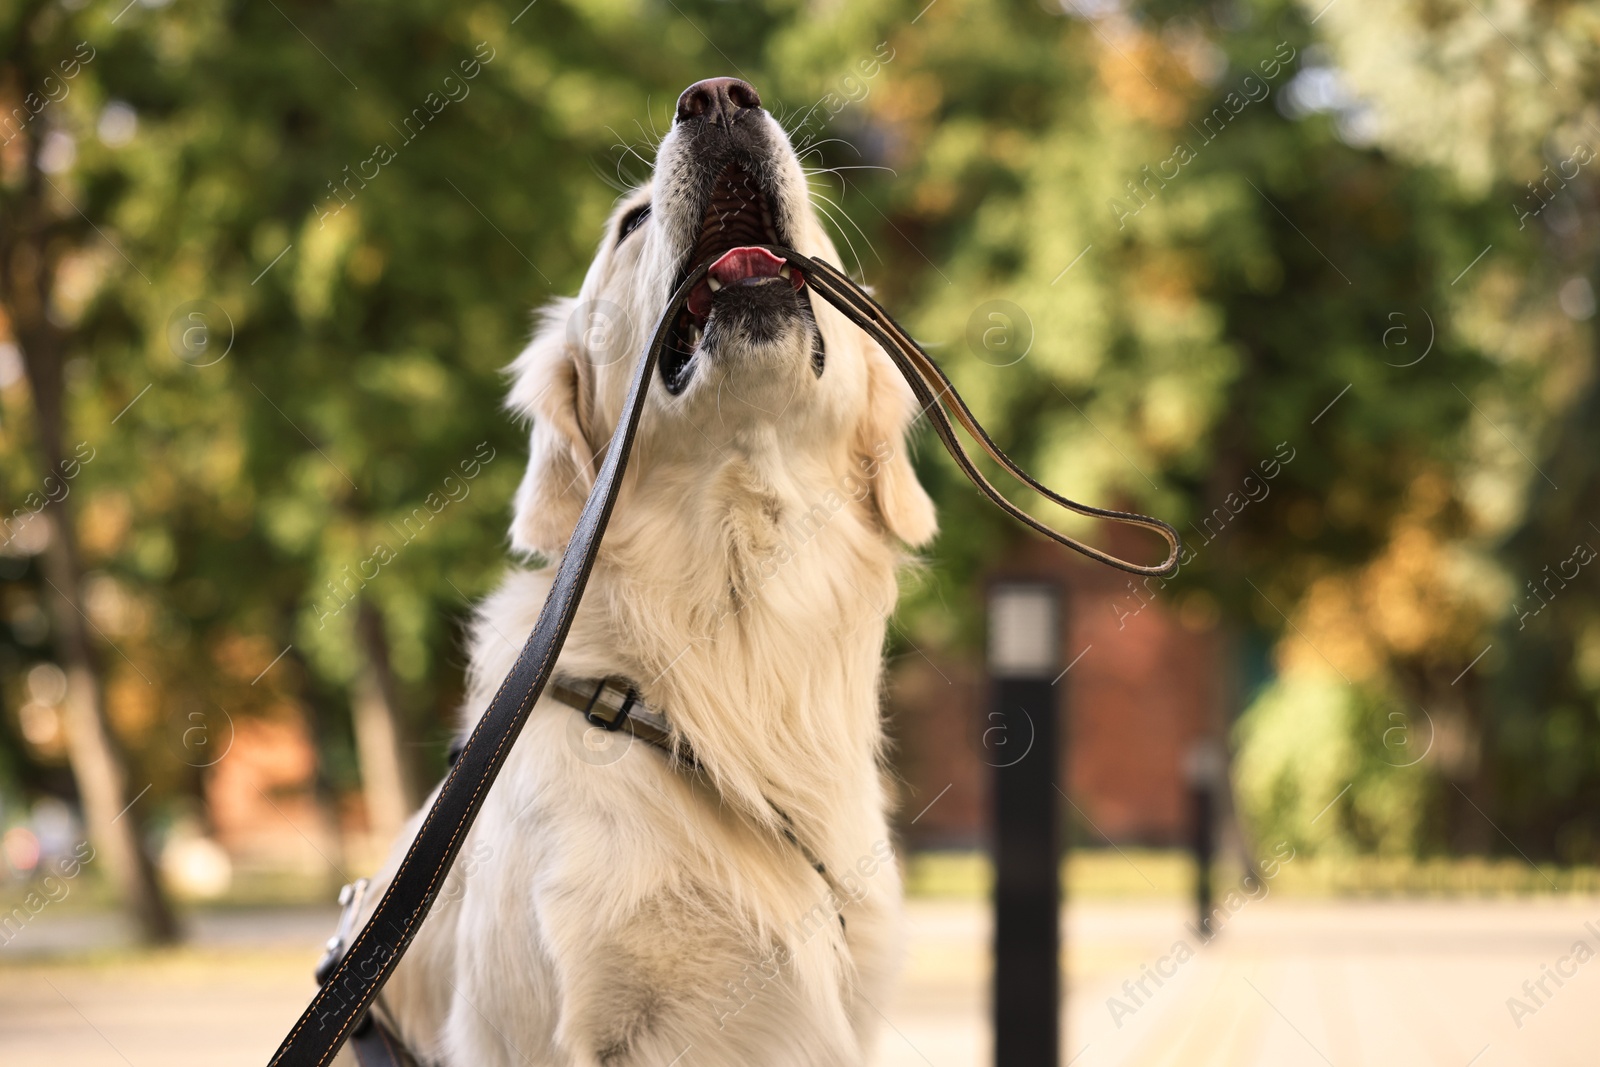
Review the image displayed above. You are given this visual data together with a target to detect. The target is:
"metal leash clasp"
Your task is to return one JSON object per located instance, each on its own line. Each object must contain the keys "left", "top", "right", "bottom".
{"left": 315, "top": 877, "right": 370, "bottom": 987}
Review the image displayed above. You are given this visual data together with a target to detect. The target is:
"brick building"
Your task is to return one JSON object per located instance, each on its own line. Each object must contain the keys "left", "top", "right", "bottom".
{"left": 888, "top": 534, "right": 1230, "bottom": 850}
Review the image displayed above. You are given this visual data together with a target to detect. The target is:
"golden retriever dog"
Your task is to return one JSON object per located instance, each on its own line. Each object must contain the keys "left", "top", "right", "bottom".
{"left": 347, "top": 76, "right": 937, "bottom": 1067}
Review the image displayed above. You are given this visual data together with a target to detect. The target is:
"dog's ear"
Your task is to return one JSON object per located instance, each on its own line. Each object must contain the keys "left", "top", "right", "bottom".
{"left": 855, "top": 341, "right": 938, "bottom": 547}
{"left": 506, "top": 299, "right": 597, "bottom": 555}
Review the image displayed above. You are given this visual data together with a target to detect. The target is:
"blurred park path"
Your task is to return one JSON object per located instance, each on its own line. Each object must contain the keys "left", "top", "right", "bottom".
{"left": 2, "top": 897, "right": 1597, "bottom": 1065}
{"left": 0, "top": 906, "right": 334, "bottom": 1067}
{"left": 882, "top": 897, "right": 1599, "bottom": 1067}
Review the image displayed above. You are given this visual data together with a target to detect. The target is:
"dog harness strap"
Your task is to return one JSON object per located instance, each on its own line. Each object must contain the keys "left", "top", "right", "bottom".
{"left": 269, "top": 249, "right": 1179, "bottom": 1066}
{"left": 348, "top": 1015, "right": 420, "bottom": 1067}
{"left": 548, "top": 675, "right": 692, "bottom": 764}
{"left": 546, "top": 676, "right": 848, "bottom": 903}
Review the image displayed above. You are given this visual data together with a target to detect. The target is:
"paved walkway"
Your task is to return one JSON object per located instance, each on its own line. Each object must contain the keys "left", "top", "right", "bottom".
{"left": 1, "top": 898, "right": 1595, "bottom": 1065}
{"left": 0, "top": 906, "right": 336, "bottom": 1067}
{"left": 881, "top": 899, "right": 1599, "bottom": 1067}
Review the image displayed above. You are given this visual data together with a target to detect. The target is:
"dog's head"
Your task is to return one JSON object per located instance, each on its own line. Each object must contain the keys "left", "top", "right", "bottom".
{"left": 507, "top": 77, "right": 935, "bottom": 560}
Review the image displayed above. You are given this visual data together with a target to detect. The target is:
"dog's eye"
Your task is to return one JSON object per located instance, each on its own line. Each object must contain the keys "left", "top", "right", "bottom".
{"left": 616, "top": 203, "right": 651, "bottom": 245}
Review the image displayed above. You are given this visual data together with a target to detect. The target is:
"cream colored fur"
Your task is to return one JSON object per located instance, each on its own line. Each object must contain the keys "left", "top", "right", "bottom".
{"left": 345, "top": 102, "right": 936, "bottom": 1067}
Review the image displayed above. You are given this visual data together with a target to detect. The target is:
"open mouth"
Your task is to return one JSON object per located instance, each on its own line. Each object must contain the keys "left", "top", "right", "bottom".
{"left": 661, "top": 162, "right": 805, "bottom": 393}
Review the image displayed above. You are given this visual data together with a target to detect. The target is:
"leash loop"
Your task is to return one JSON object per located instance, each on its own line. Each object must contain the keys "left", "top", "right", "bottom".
{"left": 783, "top": 248, "right": 1180, "bottom": 577}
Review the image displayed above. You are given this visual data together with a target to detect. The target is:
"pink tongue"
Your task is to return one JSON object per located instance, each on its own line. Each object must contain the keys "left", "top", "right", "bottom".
{"left": 686, "top": 247, "right": 804, "bottom": 320}
{"left": 710, "top": 246, "right": 787, "bottom": 284}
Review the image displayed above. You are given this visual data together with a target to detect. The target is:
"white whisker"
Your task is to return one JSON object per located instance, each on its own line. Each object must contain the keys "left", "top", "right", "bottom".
{"left": 809, "top": 188, "right": 881, "bottom": 270}
{"left": 605, "top": 124, "right": 658, "bottom": 190}
{"left": 590, "top": 158, "right": 631, "bottom": 194}
{"left": 804, "top": 164, "right": 899, "bottom": 178}
{"left": 774, "top": 101, "right": 825, "bottom": 139}
{"left": 644, "top": 97, "right": 661, "bottom": 145}
{"left": 795, "top": 137, "right": 864, "bottom": 164}
{"left": 808, "top": 196, "right": 866, "bottom": 276}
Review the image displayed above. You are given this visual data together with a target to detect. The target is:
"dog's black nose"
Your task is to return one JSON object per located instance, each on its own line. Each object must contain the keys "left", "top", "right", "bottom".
{"left": 676, "top": 77, "right": 762, "bottom": 126}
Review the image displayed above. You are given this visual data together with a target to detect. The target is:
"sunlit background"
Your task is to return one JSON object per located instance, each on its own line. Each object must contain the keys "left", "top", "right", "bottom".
{"left": 2, "top": 0, "right": 1599, "bottom": 1063}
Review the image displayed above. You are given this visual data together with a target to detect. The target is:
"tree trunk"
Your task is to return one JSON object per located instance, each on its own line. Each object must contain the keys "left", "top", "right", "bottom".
{"left": 352, "top": 599, "right": 417, "bottom": 843}
{"left": 14, "top": 338, "right": 179, "bottom": 944}
{"left": 47, "top": 574, "right": 180, "bottom": 944}
{"left": 0, "top": 61, "right": 177, "bottom": 938}
{"left": 286, "top": 641, "right": 352, "bottom": 890}
{"left": 13, "top": 337, "right": 177, "bottom": 942}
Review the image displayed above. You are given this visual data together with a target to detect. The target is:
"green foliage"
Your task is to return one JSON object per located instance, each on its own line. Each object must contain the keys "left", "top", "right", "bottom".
{"left": 1233, "top": 674, "right": 1433, "bottom": 857}
{"left": 0, "top": 0, "right": 1597, "bottom": 866}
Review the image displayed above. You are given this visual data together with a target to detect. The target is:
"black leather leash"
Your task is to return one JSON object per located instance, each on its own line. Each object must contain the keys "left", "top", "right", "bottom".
{"left": 269, "top": 250, "right": 1179, "bottom": 1067}
{"left": 788, "top": 248, "right": 1179, "bottom": 576}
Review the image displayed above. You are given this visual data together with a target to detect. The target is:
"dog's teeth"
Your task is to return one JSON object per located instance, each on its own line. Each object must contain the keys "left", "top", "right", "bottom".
{"left": 690, "top": 325, "right": 703, "bottom": 347}
{"left": 708, "top": 277, "right": 722, "bottom": 291}
{"left": 778, "top": 265, "right": 792, "bottom": 280}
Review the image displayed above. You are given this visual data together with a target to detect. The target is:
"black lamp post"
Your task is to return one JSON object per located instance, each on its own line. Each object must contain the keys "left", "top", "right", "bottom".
{"left": 987, "top": 580, "right": 1062, "bottom": 1067}
{"left": 1184, "top": 739, "right": 1224, "bottom": 938}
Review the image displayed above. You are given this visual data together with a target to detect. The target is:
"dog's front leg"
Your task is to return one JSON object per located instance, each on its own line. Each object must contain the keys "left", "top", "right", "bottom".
{"left": 533, "top": 889, "right": 863, "bottom": 1067}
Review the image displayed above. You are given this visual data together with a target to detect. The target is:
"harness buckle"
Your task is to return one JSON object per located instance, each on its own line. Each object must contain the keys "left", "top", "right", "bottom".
{"left": 583, "top": 677, "right": 638, "bottom": 731}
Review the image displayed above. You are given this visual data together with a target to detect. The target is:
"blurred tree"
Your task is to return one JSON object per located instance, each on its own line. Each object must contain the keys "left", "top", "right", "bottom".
{"left": 0, "top": 0, "right": 176, "bottom": 940}
{"left": 2, "top": 0, "right": 1597, "bottom": 905}
{"left": 39, "top": 0, "right": 796, "bottom": 853}
{"left": 1302, "top": 0, "right": 1600, "bottom": 859}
